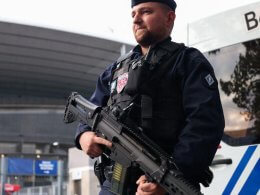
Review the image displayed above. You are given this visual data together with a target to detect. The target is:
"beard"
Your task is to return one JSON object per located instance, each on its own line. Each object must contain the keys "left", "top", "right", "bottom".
{"left": 134, "top": 28, "right": 159, "bottom": 47}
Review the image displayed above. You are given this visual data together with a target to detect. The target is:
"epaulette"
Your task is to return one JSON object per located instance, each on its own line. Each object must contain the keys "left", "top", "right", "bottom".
{"left": 159, "top": 41, "right": 186, "bottom": 53}
{"left": 115, "top": 50, "right": 134, "bottom": 64}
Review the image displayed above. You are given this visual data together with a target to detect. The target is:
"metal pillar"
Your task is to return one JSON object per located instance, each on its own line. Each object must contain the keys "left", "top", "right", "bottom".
{"left": 120, "top": 44, "right": 126, "bottom": 55}
{"left": 0, "top": 157, "right": 7, "bottom": 195}
{"left": 39, "top": 186, "right": 43, "bottom": 195}
{"left": 57, "top": 160, "right": 64, "bottom": 195}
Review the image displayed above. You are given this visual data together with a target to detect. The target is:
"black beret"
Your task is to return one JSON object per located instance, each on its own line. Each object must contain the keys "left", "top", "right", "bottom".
{"left": 131, "top": 0, "right": 177, "bottom": 11}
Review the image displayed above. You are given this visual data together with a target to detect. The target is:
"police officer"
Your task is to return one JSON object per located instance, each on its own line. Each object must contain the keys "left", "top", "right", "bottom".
{"left": 75, "top": 0, "right": 225, "bottom": 194}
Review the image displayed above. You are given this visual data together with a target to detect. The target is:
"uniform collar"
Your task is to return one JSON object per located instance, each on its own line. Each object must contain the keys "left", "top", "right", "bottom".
{"left": 132, "top": 36, "right": 172, "bottom": 56}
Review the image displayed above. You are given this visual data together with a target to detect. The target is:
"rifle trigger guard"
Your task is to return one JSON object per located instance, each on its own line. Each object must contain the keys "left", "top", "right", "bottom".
{"left": 92, "top": 113, "right": 100, "bottom": 131}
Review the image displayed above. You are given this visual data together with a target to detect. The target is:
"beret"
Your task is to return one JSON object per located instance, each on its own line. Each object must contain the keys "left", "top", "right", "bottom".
{"left": 131, "top": 0, "right": 177, "bottom": 11}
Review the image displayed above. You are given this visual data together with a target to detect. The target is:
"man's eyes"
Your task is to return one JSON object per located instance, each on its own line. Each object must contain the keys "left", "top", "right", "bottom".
{"left": 142, "top": 9, "right": 152, "bottom": 14}
{"left": 131, "top": 9, "right": 153, "bottom": 17}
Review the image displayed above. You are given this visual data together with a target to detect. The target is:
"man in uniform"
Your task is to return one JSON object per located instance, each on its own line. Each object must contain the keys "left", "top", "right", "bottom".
{"left": 75, "top": 0, "right": 225, "bottom": 194}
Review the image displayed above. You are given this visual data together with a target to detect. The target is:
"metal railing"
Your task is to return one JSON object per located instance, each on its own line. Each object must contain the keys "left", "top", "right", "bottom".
{"left": 13, "top": 185, "right": 67, "bottom": 195}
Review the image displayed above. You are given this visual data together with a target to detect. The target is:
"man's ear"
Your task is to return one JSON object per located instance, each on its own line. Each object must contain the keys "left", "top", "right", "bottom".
{"left": 166, "top": 11, "right": 175, "bottom": 29}
{"left": 168, "top": 11, "right": 176, "bottom": 24}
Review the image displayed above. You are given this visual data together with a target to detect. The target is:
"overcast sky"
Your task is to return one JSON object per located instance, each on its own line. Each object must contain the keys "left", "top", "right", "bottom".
{"left": 0, "top": 0, "right": 259, "bottom": 45}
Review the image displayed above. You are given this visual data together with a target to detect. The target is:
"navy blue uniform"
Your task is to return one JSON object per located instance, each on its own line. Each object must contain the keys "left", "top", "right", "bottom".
{"left": 75, "top": 40, "right": 225, "bottom": 192}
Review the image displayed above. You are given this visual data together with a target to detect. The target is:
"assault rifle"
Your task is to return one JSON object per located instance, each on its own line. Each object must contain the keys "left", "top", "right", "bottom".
{"left": 64, "top": 92, "right": 202, "bottom": 195}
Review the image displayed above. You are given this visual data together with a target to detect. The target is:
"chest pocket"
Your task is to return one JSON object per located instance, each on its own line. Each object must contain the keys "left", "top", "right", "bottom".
{"left": 124, "top": 56, "right": 152, "bottom": 96}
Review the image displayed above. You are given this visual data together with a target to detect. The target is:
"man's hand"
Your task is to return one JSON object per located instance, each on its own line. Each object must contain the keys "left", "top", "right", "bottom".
{"left": 136, "top": 175, "right": 166, "bottom": 195}
{"left": 79, "top": 131, "right": 112, "bottom": 158}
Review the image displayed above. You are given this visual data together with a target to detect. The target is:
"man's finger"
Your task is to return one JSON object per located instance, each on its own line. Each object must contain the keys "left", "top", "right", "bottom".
{"left": 139, "top": 182, "right": 157, "bottom": 192}
{"left": 136, "top": 175, "right": 147, "bottom": 184}
{"left": 91, "top": 145, "right": 103, "bottom": 155}
{"left": 136, "top": 185, "right": 153, "bottom": 195}
{"left": 94, "top": 136, "right": 112, "bottom": 147}
{"left": 84, "top": 144, "right": 102, "bottom": 155}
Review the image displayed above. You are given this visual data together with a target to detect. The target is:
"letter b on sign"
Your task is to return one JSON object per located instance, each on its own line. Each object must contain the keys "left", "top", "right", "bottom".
{"left": 244, "top": 11, "right": 259, "bottom": 31}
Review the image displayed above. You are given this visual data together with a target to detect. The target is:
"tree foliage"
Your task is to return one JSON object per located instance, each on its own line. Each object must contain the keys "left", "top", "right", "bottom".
{"left": 220, "top": 39, "right": 260, "bottom": 137}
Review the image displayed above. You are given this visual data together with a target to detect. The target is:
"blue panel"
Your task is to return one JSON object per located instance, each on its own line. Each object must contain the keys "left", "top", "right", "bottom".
{"left": 8, "top": 158, "right": 33, "bottom": 175}
{"left": 35, "top": 160, "right": 57, "bottom": 176}
{"left": 239, "top": 159, "right": 260, "bottom": 195}
{"left": 222, "top": 145, "right": 257, "bottom": 195}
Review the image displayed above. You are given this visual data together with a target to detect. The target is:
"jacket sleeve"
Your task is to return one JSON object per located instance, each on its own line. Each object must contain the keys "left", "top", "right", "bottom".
{"left": 74, "top": 63, "right": 114, "bottom": 149}
{"left": 172, "top": 48, "right": 225, "bottom": 181}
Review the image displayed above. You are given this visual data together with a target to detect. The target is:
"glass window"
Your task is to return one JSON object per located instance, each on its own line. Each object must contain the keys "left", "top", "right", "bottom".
{"left": 204, "top": 39, "right": 260, "bottom": 146}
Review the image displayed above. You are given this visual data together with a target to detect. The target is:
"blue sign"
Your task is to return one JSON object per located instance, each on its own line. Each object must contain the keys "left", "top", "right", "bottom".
{"left": 8, "top": 158, "right": 33, "bottom": 175}
{"left": 35, "top": 160, "right": 57, "bottom": 176}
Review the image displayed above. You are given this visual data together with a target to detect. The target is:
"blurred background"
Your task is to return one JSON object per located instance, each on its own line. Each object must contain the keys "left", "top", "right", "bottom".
{"left": 0, "top": 0, "right": 259, "bottom": 194}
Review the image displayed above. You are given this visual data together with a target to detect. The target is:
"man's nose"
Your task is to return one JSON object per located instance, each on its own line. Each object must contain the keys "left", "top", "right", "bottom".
{"left": 133, "top": 13, "right": 142, "bottom": 24}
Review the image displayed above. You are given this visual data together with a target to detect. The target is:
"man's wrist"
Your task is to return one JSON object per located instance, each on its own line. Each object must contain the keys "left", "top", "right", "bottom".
{"left": 75, "top": 129, "right": 91, "bottom": 150}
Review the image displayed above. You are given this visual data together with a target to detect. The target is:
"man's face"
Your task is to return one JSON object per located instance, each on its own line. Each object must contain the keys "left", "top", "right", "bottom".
{"left": 131, "top": 2, "right": 174, "bottom": 46}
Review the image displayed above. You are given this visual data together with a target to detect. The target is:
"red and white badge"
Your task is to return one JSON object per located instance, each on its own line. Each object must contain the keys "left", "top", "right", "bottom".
{"left": 117, "top": 72, "right": 128, "bottom": 93}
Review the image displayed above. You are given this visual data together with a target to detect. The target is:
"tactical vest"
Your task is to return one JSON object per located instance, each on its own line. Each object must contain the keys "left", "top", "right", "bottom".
{"left": 107, "top": 40, "right": 186, "bottom": 154}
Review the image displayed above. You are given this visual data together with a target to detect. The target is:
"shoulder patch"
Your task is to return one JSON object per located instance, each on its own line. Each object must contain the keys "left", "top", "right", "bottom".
{"left": 205, "top": 74, "right": 215, "bottom": 86}
{"left": 201, "top": 72, "right": 218, "bottom": 89}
